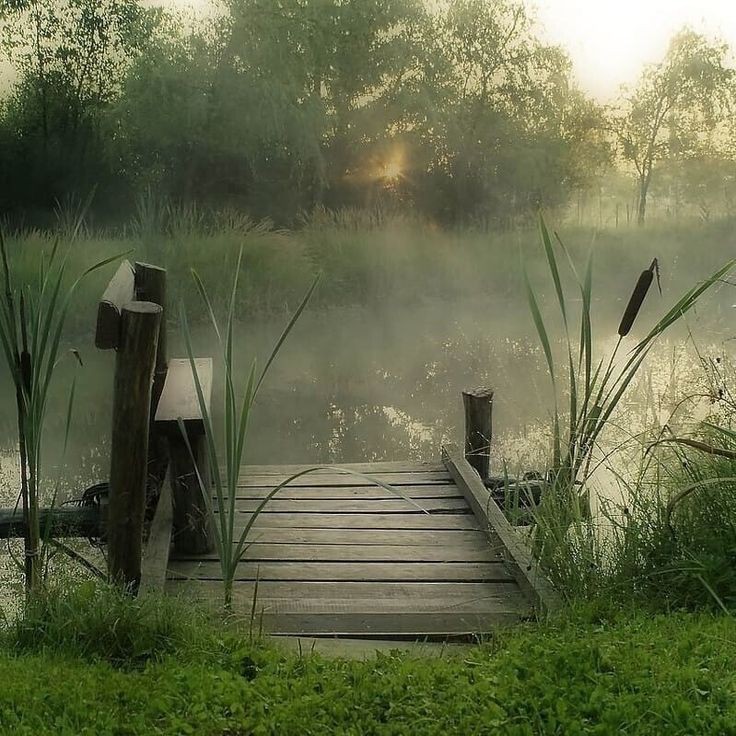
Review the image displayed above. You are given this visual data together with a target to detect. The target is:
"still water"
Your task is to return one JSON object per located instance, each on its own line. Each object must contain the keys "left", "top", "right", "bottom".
{"left": 0, "top": 289, "right": 730, "bottom": 510}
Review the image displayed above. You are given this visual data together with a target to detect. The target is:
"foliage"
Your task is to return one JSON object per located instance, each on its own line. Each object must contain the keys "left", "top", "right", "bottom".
{"left": 609, "top": 29, "right": 734, "bottom": 224}
{"left": 0, "top": 0, "right": 609, "bottom": 226}
{"left": 0, "top": 0, "right": 155, "bottom": 213}
{"left": 0, "top": 220, "right": 121, "bottom": 595}
{"left": 523, "top": 216, "right": 735, "bottom": 595}
{"left": 1, "top": 592, "right": 736, "bottom": 734}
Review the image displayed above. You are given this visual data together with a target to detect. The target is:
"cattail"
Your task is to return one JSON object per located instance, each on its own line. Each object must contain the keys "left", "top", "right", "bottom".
{"left": 617, "top": 258, "right": 658, "bottom": 337}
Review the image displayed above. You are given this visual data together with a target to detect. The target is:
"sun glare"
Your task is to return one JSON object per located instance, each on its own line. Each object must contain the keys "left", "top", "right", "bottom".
{"left": 377, "top": 158, "right": 403, "bottom": 183}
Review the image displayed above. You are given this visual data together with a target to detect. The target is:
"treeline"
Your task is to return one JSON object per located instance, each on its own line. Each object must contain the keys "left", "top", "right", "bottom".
{"left": 0, "top": 0, "right": 734, "bottom": 228}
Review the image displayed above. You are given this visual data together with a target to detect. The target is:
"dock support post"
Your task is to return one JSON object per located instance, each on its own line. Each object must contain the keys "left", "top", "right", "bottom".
{"left": 169, "top": 432, "right": 213, "bottom": 555}
{"left": 107, "top": 301, "right": 162, "bottom": 592}
{"left": 134, "top": 262, "right": 169, "bottom": 490}
{"left": 462, "top": 387, "right": 493, "bottom": 480}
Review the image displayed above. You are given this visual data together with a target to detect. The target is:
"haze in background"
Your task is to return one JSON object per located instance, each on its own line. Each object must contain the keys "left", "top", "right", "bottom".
{"left": 161, "top": 0, "right": 736, "bottom": 100}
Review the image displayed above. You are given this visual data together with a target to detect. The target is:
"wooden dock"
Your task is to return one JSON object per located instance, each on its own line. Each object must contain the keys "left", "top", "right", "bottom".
{"left": 145, "top": 443, "right": 556, "bottom": 641}
{"left": 0, "top": 260, "right": 557, "bottom": 646}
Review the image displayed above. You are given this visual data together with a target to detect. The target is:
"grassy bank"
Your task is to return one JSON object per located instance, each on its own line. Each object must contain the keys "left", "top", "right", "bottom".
{"left": 5, "top": 216, "right": 736, "bottom": 338}
{"left": 1, "top": 587, "right": 735, "bottom": 735}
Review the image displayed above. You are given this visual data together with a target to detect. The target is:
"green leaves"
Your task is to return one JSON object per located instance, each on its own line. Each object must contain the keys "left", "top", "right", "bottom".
{"left": 524, "top": 215, "right": 734, "bottom": 591}
{"left": 0, "top": 214, "right": 127, "bottom": 596}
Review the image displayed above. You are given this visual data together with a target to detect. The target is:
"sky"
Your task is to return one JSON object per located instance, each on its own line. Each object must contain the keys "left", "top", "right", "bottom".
{"left": 530, "top": 0, "right": 736, "bottom": 99}
{"left": 3, "top": 0, "right": 736, "bottom": 100}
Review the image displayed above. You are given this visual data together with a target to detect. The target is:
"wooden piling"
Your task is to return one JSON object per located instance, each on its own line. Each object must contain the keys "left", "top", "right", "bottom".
{"left": 154, "top": 358, "right": 215, "bottom": 555}
{"left": 107, "top": 301, "right": 162, "bottom": 591}
{"left": 134, "top": 262, "right": 169, "bottom": 489}
{"left": 169, "top": 432, "right": 214, "bottom": 555}
{"left": 462, "top": 388, "right": 493, "bottom": 480}
{"left": 134, "top": 263, "right": 167, "bottom": 408}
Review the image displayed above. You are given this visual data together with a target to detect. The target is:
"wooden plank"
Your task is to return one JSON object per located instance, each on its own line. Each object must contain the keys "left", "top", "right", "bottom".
{"left": 227, "top": 498, "right": 469, "bottom": 514}
{"left": 218, "top": 485, "right": 463, "bottom": 500}
{"left": 155, "top": 358, "right": 213, "bottom": 427}
{"left": 95, "top": 260, "right": 135, "bottom": 349}
{"left": 236, "top": 471, "right": 452, "bottom": 487}
{"left": 170, "top": 582, "right": 531, "bottom": 616}
{"left": 195, "top": 528, "right": 488, "bottom": 546}
{"left": 224, "top": 513, "right": 482, "bottom": 530}
{"left": 264, "top": 611, "right": 525, "bottom": 636}
{"left": 139, "top": 481, "right": 173, "bottom": 595}
{"left": 168, "top": 560, "right": 511, "bottom": 582}
{"left": 167, "top": 581, "right": 529, "bottom": 613}
{"left": 442, "top": 443, "right": 560, "bottom": 613}
{"left": 171, "top": 542, "right": 496, "bottom": 563}
{"left": 240, "top": 461, "right": 446, "bottom": 475}
{"left": 168, "top": 580, "right": 518, "bottom": 601}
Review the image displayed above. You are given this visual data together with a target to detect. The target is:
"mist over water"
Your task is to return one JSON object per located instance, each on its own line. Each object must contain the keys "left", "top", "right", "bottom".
{"left": 0, "top": 224, "right": 731, "bottom": 515}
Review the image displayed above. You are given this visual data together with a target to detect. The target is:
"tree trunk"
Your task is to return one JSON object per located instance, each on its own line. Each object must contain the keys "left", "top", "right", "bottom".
{"left": 637, "top": 174, "right": 649, "bottom": 226}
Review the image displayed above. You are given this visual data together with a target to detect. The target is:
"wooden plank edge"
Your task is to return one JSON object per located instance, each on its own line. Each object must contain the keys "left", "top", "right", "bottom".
{"left": 441, "top": 443, "right": 560, "bottom": 615}
{"left": 139, "top": 478, "right": 173, "bottom": 595}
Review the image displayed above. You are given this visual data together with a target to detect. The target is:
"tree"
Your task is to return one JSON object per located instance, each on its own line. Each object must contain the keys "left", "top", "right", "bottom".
{"left": 610, "top": 29, "right": 733, "bottom": 225}
{"left": 0, "top": 0, "right": 153, "bottom": 211}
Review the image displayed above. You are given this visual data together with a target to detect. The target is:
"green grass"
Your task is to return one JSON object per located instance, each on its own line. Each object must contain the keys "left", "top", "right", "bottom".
{"left": 5, "top": 215, "right": 736, "bottom": 340}
{"left": 1, "top": 586, "right": 736, "bottom": 734}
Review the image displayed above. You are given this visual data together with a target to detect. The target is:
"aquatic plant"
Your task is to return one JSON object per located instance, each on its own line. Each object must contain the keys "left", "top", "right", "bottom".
{"left": 0, "top": 211, "right": 123, "bottom": 597}
{"left": 523, "top": 215, "right": 735, "bottom": 594}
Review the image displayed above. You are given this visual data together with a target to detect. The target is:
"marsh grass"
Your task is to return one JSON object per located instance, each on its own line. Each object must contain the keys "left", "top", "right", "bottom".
{"left": 520, "top": 217, "right": 736, "bottom": 606}
{"left": 0, "top": 216, "right": 123, "bottom": 597}
{"left": 10, "top": 582, "right": 232, "bottom": 667}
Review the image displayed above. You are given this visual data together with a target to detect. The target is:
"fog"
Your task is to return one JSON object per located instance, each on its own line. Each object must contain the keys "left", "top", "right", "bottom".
{"left": 1, "top": 0, "right": 735, "bottom": 508}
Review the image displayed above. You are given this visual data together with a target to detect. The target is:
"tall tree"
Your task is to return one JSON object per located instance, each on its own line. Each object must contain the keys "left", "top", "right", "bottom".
{"left": 1, "top": 0, "right": 153, "bottom": 208}
{"left": 610, "top": 29, "right": 733, "bottom": 225}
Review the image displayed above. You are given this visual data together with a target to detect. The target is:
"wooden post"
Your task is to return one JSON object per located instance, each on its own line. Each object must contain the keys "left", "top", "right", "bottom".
{"left": 154, "top": 358, "right": 215, "bottom": 555}
{"left": 462, "top": 387, "right": 493, "bottom": 480}
{"left": 134, "top": 263, "right": 167, "bottom": 408}
{"left": 107, "top": 301, "right": 162, "bottom": 592}
{"left": 134, "top": 262, "right": 169, "bottom": 490}
{"left": 169, "top": 432, "right": 214, "bottom": 555}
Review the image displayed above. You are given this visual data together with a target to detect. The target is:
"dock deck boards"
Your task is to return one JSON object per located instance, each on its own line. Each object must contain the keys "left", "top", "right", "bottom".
{"left": 164, "top": 461, "right": 536, "bottom": 639}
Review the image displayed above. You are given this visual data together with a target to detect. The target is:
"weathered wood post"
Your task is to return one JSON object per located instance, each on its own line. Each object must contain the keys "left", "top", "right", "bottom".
{"left": 462, "top": 387, "right": 493, "bottom": 480}
{"left": 134, "top": 262, "right": 169, "bottom": 489}
{"left": 134, "top": 263, "right": 167, "bottom": 408}
{"left": 107, "top": 301, "right": 162, "bottom": 591}
{"left": 154, "top": 358, "right": 215, "bottom": 555}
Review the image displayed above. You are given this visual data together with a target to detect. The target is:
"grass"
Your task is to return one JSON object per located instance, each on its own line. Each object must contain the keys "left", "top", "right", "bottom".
{"left": 4, "top": 213, "right": 736, "bottom": 340}
{"left": 1, "top": 584, "right": 735, "bottom": 734}
{"left": 519, "top": 217, "right": 734, "bottom": 600}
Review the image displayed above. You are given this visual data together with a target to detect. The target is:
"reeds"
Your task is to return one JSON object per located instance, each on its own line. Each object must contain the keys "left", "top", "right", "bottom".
{"left": 0, "top": 216, "right": 123, "bottom": 598}
{"left": 522, "top": 215, "right": 735, "bottom": 594}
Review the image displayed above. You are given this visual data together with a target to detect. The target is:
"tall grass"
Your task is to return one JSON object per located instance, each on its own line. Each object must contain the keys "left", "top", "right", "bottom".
{"left": 523, "top": 216, "right": 735, "bottom": 599}
{"left": 0, "top": 219, "right": 122, "bottom": 597}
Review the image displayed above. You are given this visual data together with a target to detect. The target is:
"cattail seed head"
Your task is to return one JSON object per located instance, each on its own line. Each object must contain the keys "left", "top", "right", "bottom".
{"left": 617, "top": 258, "right": 657, "bottom": 337}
